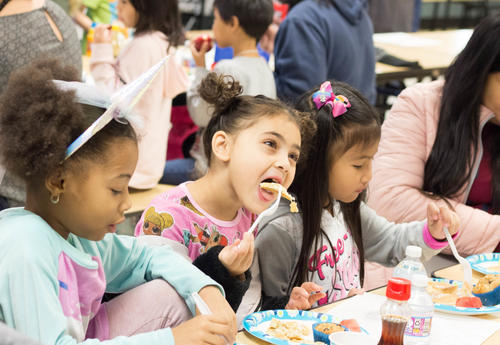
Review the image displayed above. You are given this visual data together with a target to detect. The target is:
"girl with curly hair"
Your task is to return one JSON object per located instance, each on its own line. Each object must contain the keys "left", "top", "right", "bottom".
{"left": 0, "top": 59, "right": 236, "bottom": 345}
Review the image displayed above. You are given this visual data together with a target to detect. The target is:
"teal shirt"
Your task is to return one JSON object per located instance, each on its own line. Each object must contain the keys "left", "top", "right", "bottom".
{"left": 0, "top": 208, "right": 222, "bottom": 345}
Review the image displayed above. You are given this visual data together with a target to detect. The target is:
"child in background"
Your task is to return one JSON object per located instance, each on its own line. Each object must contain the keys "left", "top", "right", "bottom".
{"left": 255, "top": 80, "right": 461, "bottom": 307}
{"left": 136, "top": 73, "right": 319, "bottom": 313}
{"left": 0, "top": 60, "right": 235, "bottom": 345}
{"left": 162, "top": 0, "right": 276, "bottom": 185}
{"left": 90, "top": 0, "right": 188, "bottom": 189}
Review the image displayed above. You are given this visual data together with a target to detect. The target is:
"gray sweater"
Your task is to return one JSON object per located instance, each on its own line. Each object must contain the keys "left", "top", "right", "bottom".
{"left": 255, "top": 200, "right": 444, "bottom": 305}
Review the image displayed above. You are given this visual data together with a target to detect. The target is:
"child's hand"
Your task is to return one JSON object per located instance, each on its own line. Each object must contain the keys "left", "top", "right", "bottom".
{"left": 196, "top": 285, "right": 237, "bottom": 343}
{"left": 347, "top": 287, "right": 365, "bottom": 297}
{"left": 171, "top": 314, "right": 233, "bottom": 345}
{"left": 427, "top": 202, "right": 460, "bottom": 240}
{"left": 285, "top": 282, "right": 326, "bottom": 310}
{"left": 190, "top": 40, "right": 209, "bottom": 67}
{"left": 218, "top": 232, "right": 254, "bottom": 277}
{"left": 93, "top": 24, "right": 112, "bottom": 44}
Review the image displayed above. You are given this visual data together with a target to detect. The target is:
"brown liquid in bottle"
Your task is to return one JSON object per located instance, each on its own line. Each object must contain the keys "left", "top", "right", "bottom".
{"left": 377, "top": 315, "right": 408, "bottom": 345}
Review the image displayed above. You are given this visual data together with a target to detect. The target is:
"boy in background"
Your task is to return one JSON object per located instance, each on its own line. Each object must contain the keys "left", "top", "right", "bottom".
{"left": 162, "top": 0, "right": 275, "bottom": 184}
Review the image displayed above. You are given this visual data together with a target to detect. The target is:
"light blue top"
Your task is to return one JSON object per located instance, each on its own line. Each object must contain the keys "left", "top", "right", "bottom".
{"left": 0, "top": 208, "right": 222, "bottom": 345}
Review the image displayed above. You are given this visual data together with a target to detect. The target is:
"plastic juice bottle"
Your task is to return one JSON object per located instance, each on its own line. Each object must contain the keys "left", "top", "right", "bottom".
{"left": 378, "top": 277, "right": 411, "bottom": 345}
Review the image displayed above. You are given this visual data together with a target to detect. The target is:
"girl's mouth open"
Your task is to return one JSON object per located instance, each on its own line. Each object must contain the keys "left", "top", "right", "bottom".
{"left": 258, "top": 186, "right": 276, "bottom": 202}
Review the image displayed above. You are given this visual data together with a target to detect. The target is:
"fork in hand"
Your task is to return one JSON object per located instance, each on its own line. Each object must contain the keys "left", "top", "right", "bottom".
{"left": 443, "top": 227, "right": 473, "bottom": 288}
{"left": 247, "top": 185, "right": 283, "bottom": 234}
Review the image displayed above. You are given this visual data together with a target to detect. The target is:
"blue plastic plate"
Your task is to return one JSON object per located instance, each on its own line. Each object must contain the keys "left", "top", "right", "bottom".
{"left": 242, "top": 309, "right": 366, "bottom": 345}
{"left": 466, "top": 253, "right": 500, "bottom": 275}
{"left": 431, "top": 278, "right": 500, "bottom": 315}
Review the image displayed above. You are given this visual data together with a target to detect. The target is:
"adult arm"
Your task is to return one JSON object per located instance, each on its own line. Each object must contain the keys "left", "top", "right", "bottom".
{"left": 367, "top": 84, "right": 500, "bottom": 255}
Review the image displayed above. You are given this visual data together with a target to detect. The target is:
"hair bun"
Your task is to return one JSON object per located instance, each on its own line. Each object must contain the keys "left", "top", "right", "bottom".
{"left": 199, "top": 72, "right": 243, "bottom": 116}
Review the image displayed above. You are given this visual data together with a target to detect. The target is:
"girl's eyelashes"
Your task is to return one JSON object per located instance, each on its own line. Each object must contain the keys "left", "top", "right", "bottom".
{"left": 264, "top": 139, "right": 277, "bottom": 149}
{"left": 289, "top": 152, "right": 300, "bottom": 162}
{"left": 111, "top": 188, "right": 124, "bottom": 195}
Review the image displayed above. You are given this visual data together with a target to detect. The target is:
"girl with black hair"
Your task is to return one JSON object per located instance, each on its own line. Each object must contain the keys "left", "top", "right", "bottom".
{"left": 369, "top": 14, "right": 500, "bottom": 264}
{"left": 90, "top": 0, "right": 188, "bottom": 189}
{"left": 255, "top": 80, "right": 460, "bottom": 307}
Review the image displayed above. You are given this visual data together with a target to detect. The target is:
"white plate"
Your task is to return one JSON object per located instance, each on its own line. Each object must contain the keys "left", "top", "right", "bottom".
{"left": 466, "top": 253, "right": 500, "bottom": 275}
{"left": 431, "top": 278, "right": 500, "bottom": 315}
{"left": 242, "top": 309, "right": 366, "bottom": 345}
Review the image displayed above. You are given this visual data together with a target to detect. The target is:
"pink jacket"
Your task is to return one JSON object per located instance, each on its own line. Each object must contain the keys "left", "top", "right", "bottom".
{"left": 90, "top": 31, "right": 188, "bottom": 189}
{"left": 368, "top": 80, "right": 500, "bottom": 256}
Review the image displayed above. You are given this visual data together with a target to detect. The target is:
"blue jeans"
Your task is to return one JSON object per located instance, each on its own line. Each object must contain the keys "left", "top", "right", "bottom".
{"left": 161, "top": 158, "right": 195, "bottom": 185}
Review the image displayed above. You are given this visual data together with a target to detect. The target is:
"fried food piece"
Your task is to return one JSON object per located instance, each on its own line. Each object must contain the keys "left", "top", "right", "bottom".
{"left": 472, "top": 274, "right": 500, "bottom": 294}
{"left": 260, "top": 182, "right": 298, "bottom": 212}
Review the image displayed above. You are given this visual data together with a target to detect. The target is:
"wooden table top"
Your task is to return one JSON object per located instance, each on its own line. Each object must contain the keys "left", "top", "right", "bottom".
{"left": 374, "top": 29, "right": 473, "bottom": 81}
{"left": 237, "top": 263, "right": 500, "bottom": 344}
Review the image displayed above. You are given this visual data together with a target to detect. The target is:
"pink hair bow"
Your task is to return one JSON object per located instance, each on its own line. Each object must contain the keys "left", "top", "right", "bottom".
{"left": 312, "top": 81, "right": 351, "bottom": 117}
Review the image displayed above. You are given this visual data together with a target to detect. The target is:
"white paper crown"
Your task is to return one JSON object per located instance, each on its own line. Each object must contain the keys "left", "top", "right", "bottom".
{"left": 54, "top": 56, "right": 169, "bottom": 159}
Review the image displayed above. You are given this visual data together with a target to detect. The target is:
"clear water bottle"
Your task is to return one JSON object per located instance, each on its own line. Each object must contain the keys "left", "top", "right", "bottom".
{"left": 404, "top": 275, "right": 434, "bottom": 345}
{"left": 393, "top": 246, "right": 427, "bottom": 282}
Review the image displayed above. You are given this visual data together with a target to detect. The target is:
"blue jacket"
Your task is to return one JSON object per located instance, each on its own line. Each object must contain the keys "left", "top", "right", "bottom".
{"left": 274, "top": 0, "right": 376, "bottom": 104}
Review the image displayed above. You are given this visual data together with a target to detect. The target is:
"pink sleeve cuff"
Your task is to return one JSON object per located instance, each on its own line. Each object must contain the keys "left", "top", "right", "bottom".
{"left": 422, "top": 223, "right": 459, "bottom": 249}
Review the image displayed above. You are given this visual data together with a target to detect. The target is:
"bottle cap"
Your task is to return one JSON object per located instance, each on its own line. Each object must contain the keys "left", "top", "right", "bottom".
{"left": 411, "top": 274, "right": 429, "bottom": 287}
{"left": 386, "top": 277, "right": 411, "bottom": 301}
{"left": 405, "top": 245, "right": 422, "bottom": 258}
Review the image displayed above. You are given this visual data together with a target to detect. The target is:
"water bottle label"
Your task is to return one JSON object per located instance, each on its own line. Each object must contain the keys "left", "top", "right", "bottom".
{"left": 397, "top": 263, "right": 422, "bottom": 272}
{"left": 404, "top": 316, "right": 432, "bottom": 337}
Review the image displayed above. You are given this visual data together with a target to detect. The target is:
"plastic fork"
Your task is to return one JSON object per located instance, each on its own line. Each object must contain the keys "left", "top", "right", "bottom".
{"left": 443, "top": 227, "right": 473, "bottom": 288}
{"left": 247, "top": 185, "right": 283, "bottom": 234}
{"left": 191, "top": 292, "right": 231, "bottom": 345}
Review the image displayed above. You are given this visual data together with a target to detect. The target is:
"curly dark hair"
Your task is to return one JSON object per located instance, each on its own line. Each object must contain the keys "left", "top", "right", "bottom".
{"left": 0, "top": 59, "right": 136, "bottom": 183}
{"left": 199, "top": 72, "right": 316, "bottom": 166}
